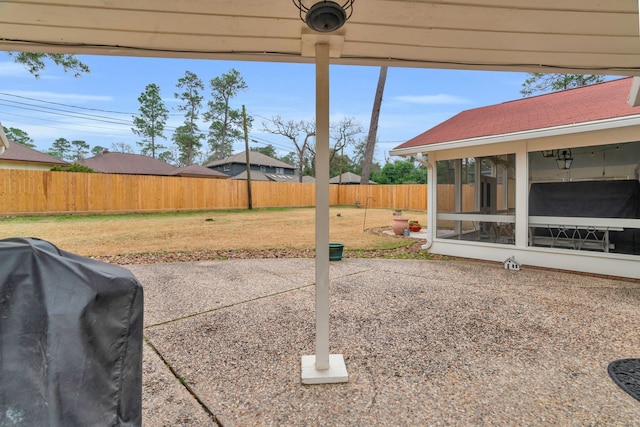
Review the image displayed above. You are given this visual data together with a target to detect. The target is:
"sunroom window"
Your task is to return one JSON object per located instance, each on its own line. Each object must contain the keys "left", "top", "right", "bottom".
{"left": 436, "top": 154, "right": 516, "bottom": 245}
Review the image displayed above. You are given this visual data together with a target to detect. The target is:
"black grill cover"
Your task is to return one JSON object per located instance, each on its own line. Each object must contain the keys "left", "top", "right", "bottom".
{"left": 0, "top": 238, "right": 143, "bottom": 426}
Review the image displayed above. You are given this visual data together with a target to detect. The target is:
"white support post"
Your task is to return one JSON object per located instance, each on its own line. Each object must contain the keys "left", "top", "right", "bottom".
{"left": 314, "top": 42, "right": 330, "bottom": 372}
{"left": 474, "top": 157, "right": 481, "bottom": 211}
{"left": 301, "top": 42, "right": 348, "bottom": 385}
{"left": 427, "top": 153, "right": 437, "bottom": 248}
{"left": 454, "top": 158, "right": 462, "bottom": 236}
{"left": 501, "top": 164, "right": 509, "bottom": 211}
{"left": 514, "top": 141, "right": 529, "bottom": 247}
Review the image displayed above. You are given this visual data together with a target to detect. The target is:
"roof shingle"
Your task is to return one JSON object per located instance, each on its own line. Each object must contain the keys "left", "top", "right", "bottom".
{"left": 0, "top": 141, "right": 67, "bottom": 165}
{"left": 170, "top": 164, "right": 228, "bottom": 178}
{"left": 81, "top": 152, "right": 177, "bottom": 175}
{"left": 206, "top": 151, "right": 294, "bottom": 169}
{"left": 395, "top": 77, "right": 640, "bottom": 151}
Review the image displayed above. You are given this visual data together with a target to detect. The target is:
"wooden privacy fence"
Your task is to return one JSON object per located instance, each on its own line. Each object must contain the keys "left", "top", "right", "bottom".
{"left": 0, "top": 169, "right": 474, "bottom": 216}
{"left": 0, "top": 170, "right": 314, "bottom": 215}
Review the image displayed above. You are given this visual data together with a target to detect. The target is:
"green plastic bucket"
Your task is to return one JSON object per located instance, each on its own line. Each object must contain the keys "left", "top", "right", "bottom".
{"left": 329, "top": 243, "right": 345, "bottom": 261}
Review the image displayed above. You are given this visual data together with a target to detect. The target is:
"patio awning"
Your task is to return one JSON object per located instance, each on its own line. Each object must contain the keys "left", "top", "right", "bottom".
{"left": 1, "top": 1, "right": 640, "bottom": 76}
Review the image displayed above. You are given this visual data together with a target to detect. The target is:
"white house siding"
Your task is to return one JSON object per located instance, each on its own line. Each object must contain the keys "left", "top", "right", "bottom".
{"left": 0, "top": 161, "right": 54, "bottom": 171}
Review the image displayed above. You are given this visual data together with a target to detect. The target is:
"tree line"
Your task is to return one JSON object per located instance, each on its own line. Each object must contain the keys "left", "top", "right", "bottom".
{"left": 5, "top": 52, "right": 607, "bottom": 183}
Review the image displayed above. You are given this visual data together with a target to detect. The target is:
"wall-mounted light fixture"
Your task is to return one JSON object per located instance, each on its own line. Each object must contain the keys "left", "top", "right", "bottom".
{"left": 541, "top": 149, "right": 556, "bottom": 158}
{"left": 556, "top": 149, "right": 573, "bottom": 170}
{"left": 293, "top": 0, "right": 355, "bottom": 33}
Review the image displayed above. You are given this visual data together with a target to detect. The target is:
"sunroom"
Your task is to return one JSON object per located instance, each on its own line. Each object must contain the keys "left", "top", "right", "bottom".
{"left": 391, "top": 78, "right": 640, "bottom": 280}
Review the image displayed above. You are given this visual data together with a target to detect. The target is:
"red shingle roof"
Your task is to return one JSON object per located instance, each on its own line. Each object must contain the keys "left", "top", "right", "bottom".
{"left": 394, "top": 77, "right": 640, "bottom": 151}
{"left": 0, "top": 141, "right": 67, "bottom": 165}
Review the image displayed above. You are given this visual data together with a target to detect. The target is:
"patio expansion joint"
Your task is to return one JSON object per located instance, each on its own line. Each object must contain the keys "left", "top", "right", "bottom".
{"left": 144, "top": 282, "right": 316, "bottom": 329}
{"left": 363, "top": 357, "right": 379, "bottom": 412}
{"left": 331, "top": 268, "right": 374, "bottom": 280}
{"left": 143, "top": 337, "right": 222, "bottom": 427}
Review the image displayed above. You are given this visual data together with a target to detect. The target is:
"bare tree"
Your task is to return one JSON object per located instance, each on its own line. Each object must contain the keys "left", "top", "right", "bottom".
{"left": 329, "top": 116, "right": 363, "bottom": 163}
{"left": 111, "top": 142, "right": 135, "bottom": 153}
{"left": 262, "top": 116, "right": 315, "bottom": 182}
{"left": 361, "top": 66, "right": 387, "bottom": 184}
{"left": 306, "top": 117, "right": 363, "bottom": 179}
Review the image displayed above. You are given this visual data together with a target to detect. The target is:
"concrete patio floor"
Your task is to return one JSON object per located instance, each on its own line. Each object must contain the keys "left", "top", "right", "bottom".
{"left": 129, "top": 258, "right": 640, "bottom": 426}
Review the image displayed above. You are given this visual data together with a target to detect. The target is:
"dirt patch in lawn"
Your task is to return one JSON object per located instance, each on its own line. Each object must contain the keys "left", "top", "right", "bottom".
{"left": 0, "top": 208, "right": 445, "bottom": 264}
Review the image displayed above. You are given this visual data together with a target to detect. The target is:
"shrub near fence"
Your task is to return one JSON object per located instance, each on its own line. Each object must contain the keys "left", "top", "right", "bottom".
{"left": 0, "top": 169, "right": 477, "bottom": 216}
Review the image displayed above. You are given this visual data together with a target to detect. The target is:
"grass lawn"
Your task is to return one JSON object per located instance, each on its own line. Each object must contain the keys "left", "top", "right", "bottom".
{"left": 0, "top": 207, "right": 430, "bottom": 260}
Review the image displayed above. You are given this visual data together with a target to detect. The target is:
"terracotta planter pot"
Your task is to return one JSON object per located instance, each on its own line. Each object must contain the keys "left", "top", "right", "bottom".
{"left": 391, "top": 217, "right": 409, "bottom": 235}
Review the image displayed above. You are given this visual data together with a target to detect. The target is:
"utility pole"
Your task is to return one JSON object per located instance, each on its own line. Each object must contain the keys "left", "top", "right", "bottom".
{"left": 243, "top": 105, "right": 252, "bottom": 210}
{"left": 361, "top": 66, "right": 388, "bottom": 184}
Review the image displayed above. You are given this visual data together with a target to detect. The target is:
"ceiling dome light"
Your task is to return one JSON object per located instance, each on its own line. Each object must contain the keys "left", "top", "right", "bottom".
{"left": 293, "top": 1, "right": 354, "bottom": 33}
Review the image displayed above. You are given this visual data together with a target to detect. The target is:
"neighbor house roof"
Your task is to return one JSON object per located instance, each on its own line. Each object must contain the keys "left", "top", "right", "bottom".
{"left": 206, "top": 151, "right": 294, "bottom": 169}
{"left": 230, "top": 170, "right": 272, "bottom": 182}
{"left": 392, "top": 77, "right": 640, "bottom": 154}
{"left": 0, "top": 141, "right": 67, "bottom": 166}
{"left": 329, "top": 172, "right": 377, "bottom": 185}
{"left": 81, "top": 152, "right": 176, "bottom": 175}
{"left": 230, "top": 170, "right": 314, "bottom": 183}
{"left": 170, "top": 164, "right": 228, "bottom": 179}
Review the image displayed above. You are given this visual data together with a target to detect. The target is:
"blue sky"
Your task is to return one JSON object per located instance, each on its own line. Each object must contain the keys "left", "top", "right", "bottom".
{"left": 0, "top": 54, "right": 530, "bottom": 164}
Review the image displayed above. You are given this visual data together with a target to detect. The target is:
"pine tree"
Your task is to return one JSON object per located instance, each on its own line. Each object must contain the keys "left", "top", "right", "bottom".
{"left": 2, "top": 126, "right": 36, "bottom": 148}
{"left": 203, "top": 69, "right": 250, "bottom": 161}
{"left": 69, "top": 140, "right": 90, "bottom": 162}
{"left": 132, "top": 83, "right": 169, "bottom": 159}
{"left": 173, "top": 71, "right": 205, "bottom": 166}
{"left": 48, "top": 137, "right": 72, "bottom": 160}
{"left": 8, "top": 52, "right": 89, "bottom": 78}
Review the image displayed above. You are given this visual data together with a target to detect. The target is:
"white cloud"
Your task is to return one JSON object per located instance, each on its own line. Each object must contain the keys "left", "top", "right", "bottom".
{"left": 0, "top": 90, "right": 113, "bottom": 103}
{"left": 394, "top": 94, "right": 470, "bottom": 105}
{"left": 0, "top": 61, "right": 31, "bottom": 78}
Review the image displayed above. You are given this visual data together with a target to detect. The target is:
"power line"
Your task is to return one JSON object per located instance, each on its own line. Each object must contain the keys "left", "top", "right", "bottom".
{"left": 0, "top": 91, "right": 136, "bottom": 115}
{"left": 249, "top": 135, "right": 295, "bottom": 152}
{"left": 0, "top": 101, "right": 134, "bottom": 126}
{"left": 0, "top": 93, "right": 182, "bottom": 131}
{"left": 0, "top": 114, "right": 133, "bottom": 137}
{"left": 0, "top": 104, "right": 181, "bottom": 135}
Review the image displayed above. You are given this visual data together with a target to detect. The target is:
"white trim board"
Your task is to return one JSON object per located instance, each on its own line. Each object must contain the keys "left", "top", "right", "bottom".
{"left": 428, "top": 239, "right": 640, "bottom": 280}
